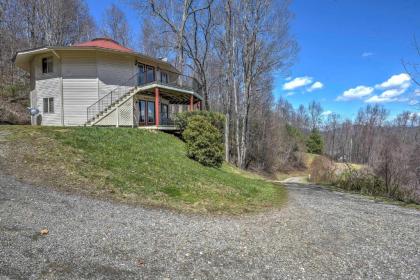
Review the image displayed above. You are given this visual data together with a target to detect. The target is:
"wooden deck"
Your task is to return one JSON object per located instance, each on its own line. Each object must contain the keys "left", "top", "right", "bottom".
{"left": 138, "top": 125, "right": 179, "bottom": 131}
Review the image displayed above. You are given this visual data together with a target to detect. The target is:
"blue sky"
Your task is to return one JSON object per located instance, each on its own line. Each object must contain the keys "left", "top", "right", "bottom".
{"left": 86, "top": 0, "right": 420, "bottom": 119}
{"left": 274, "top": 0, "right": 420, "bottom": 119}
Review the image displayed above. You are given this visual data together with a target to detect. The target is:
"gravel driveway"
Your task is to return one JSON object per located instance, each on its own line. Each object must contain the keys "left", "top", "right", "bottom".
{"left": 1, "top": 172, "right": 419, "bottom": 279}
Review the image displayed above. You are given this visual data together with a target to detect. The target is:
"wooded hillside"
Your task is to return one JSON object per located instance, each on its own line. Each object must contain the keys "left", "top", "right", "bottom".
{"left": 0, "top": 0, "right": 95, "bottom": 123}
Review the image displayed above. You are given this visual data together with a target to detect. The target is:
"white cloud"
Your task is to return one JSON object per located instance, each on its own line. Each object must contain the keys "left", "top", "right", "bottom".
{"left": 409, "top": 99, "right": 419, "bottom": 105}
{"left": 307, "top": 81, "right": 324, "bottom": 92}
{"left": 285, "top": 92, "right": 295, "bottom": 97}
{"left": 367, "top": 78, "right": 410, "bottom": 103}
{"left": 376, "top": 73, "right": 411, "bottom": 89}
{"left": 336, "top": 85, "right": 374, "bottom": 101}
{"left": 337, "top": 73, "right": 413, "bottom": 104}
{"left": 380, "top": 88, "right": 407, "bottom": 98}
{"left": 321, "top": 110, "right": 333, "bottom": 116}
{"left": 362, "top": 52, "right": 374, "bottom": 57}
{"left": 415, "top": 89, "right": 420, "bottom": 96}
{"left": 283, "top": 76, "right": 313, "bottom": 90}
{"left": 365, "top": 95, "right": 395, "bottom": 103}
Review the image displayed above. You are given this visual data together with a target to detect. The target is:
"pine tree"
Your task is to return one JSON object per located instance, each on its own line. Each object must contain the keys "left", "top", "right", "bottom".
{"left": 306, "top": 129, "right": 324, "bottom": 154}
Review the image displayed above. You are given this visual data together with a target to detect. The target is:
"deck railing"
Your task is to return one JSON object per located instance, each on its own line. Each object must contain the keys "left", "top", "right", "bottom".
{"left": 86, "top": 72, "right": 138, "bottom": 123}
{"left": 159, "top": 117, "right": 176, "bottom": 126}
{"left": 86, "top": 70, "right": 201, "bottom": 123}
{"left": 160, "top": 75, "right": 201, "bottom": 93}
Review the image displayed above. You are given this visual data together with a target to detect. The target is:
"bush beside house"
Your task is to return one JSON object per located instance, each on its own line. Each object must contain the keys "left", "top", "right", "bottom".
{"left": 175, "top": 111, "right": 225, "bottom": 135}
{"left": 182, "top": 115, "right": 224, "bottom": 168}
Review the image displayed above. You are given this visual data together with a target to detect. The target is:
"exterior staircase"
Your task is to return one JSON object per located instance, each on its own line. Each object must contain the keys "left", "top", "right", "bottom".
{"left": 85, "top": 86, "right": 138, "bottom": 126}
{"left": 85, "top": 72, "right": 145, "bottom": 127}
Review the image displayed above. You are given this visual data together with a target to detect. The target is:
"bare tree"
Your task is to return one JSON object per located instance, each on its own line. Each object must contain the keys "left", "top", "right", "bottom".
{"left": 100, "top": 4, "right": 131, "bottom": 47}
{"left": 0, "top": 0, "right": 95, "bottom": 124}
{"left": 233, "top": 0, "right": 296, "bottom": 168}
{"left": 181, "top": 0, "right": 214, "bottom": 109}
{"left": 139, "top": 19, "right": 169, "bottom": 58}
{"left": 308, "top": 101, "right": 323, "bottom": 131}
{"left": 324, "top": 112, "right": 340, "bottom": 158}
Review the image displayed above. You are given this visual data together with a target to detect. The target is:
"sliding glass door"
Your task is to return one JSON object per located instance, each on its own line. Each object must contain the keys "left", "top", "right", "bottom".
{"left": 147, "top": 101, "right": 155, "bottom": 124}
{"left": 161, "top": 103, "right": 169, "bottom": 123}
{"left": 138, "top": 100, "right": 155, "bottom": 125}
{"left": 139, "top": 100, "right": 146, "bottom": 124}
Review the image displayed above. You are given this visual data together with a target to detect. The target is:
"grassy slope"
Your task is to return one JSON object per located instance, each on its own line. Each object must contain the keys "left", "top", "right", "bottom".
{"left": 2, "top": 126, "right": 286, "bottom": 214}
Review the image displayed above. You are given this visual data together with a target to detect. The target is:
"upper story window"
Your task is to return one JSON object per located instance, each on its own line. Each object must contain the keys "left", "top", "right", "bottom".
{"left": 137, "top": 63, "right": 155, "bottom": 85}
{"left": 42, "top": 57, "right": 53, "bottom": 74}
{"left": 146, "top": 65, "right": 154, "bottom": 83}
{"left": 43, "top": 97, "right": 54, "bottom": 113}
{"left": 161, "top": 72, "right": 169, "bottom": 84}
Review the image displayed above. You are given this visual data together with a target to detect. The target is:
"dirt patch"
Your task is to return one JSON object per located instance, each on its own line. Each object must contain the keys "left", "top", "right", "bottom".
{"left": 0, "top": 130, "right": 11, "bottom": 159}
{"left": 0, "top": 127, "right": 108, "bottom": 199}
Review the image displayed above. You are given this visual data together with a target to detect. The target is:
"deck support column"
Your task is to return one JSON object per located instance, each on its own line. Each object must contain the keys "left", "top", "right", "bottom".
{"left": 189, "top": 95, "right": 194, "bottom": 112}
{"left": 155, "top": 87, "right": 160, "bottom": 127}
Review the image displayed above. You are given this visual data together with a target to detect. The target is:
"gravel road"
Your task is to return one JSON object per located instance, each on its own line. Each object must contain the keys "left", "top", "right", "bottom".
{"left": 1, "top": 172, "right": 419, "bottom": 279}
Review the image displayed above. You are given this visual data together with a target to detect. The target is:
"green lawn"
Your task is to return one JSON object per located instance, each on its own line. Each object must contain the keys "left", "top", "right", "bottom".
{"left": 2, "top": 126, "right": 286, "bottom": 214}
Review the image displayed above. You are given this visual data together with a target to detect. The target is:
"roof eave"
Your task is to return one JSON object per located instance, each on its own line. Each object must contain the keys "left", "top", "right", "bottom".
{"left": 14, "top": 46, "right": 180, "bottom": 74}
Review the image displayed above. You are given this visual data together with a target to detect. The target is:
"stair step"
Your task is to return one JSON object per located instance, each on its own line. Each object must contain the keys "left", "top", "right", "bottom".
{"left": 86, "top": 87, "right": 135, "bottom": 126}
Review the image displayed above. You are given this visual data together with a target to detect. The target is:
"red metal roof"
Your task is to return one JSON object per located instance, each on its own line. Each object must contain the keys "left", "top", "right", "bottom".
{"left": 73, "top": 38, "right": 133, "bottom": 53}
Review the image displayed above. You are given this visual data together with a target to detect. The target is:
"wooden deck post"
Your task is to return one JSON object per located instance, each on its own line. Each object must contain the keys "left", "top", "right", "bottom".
{"left": 155, "top": 87, "right": 160, "bottom": 127}
{"left": 189, "top": 95, "right": 194, "bottom": 112}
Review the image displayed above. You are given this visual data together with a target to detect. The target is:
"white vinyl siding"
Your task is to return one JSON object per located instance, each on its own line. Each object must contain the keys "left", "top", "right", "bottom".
{"left": 61, "top": 51, "right": 97, "bottom": 125}
{"left": 33, "top": 54, "right": 61, "bottom": 125}
{"left": 97, "top": 53, "right": 135, "bottom": 99}
{"left": 36, "top": 77, "right": 61, "bottom": 125}
{"left": 62, "top": 79, "right": 98, "bottom": 125}
{"left": 30, "top": 61, "right": 37, "bottom": 125}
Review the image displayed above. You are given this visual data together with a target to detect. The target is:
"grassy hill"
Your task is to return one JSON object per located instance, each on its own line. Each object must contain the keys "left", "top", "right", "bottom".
{"left": 0, "top": 126, "right": 286, "bottom": 214}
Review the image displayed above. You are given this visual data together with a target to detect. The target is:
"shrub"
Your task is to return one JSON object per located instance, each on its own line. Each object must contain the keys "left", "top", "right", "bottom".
{"left": 175, "top": 111, "right": 225, "bottom": 135}
{"left": 182, "top": 115, "right": 224, "bottom": 167}
{"left": 309, "top": 155, "right": 337, "bottom": 183}
{"left": 336, "top": 167, "right": 419, "bottom": 203}
{"left": 306, "top": 129, "right": 324, "bottom": 154}
{"left": 339, "top": 169, "right": 382, "bottom": 195}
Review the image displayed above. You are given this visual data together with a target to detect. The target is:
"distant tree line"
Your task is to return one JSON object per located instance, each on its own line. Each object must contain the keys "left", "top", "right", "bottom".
{"left": 322, "top": 105, "right": 419, "bottom": 200}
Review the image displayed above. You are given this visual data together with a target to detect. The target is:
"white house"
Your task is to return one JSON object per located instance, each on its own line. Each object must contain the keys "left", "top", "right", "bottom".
{"left": 14, "top": 38, "right": 202, "bottom": 128}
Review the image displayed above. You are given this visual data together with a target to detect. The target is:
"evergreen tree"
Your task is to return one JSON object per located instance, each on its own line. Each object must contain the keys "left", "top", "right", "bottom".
{"left": 306, "top": 129, "right": 324, "bottom": 154}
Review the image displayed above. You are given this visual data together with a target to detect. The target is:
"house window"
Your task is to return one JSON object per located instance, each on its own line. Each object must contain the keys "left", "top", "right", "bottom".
{"left": 138, "top": 64, "right": 145, "bottom": 85}
{"left": 161, "top": 103, "right": 169, "bottom": 120}
{"left": 146, "top": 66, "right": 155, "bottom": 83}
{"left": 137, "top": 63, "right": 155, "bottom": 85}
{"left": 43, "top": 97, "right": 54, "bottom": 113}
{"left": 139, "top": 100, "right": 146, "bottom": 123}
{"left": 161, "top": 72, "right": 169, "bottom": 84}
{"left": 147, "top": 101, "right": 155, "bottom": 124}
{"left": 42, "top": 57, "right": 53, "bottom": 74}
